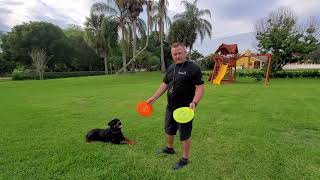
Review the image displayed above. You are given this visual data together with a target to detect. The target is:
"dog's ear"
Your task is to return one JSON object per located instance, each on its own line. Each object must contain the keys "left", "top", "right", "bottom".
{"left": 108, "top": 119, "right": 119, "bottom": 126}
{"left": 113, "top": 118, "right": 120, "bottom": 122}
{"left": 107, "top": 120, "right": 115, "bottom": 127}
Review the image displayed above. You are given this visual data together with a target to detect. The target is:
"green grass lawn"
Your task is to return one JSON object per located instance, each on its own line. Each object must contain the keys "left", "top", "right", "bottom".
{"left": 1, "top": 72, "right": 319, "bottom": 179}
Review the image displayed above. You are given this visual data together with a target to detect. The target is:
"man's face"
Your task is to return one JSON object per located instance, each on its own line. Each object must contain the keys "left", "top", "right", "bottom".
{"left": 171, "top": 46, "right": 187, "bottom": 64}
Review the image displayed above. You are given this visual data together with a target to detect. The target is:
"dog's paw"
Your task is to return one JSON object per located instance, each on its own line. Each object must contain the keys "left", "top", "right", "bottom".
{"left": 127, "top": 140, "right": 137, "bottom": 145}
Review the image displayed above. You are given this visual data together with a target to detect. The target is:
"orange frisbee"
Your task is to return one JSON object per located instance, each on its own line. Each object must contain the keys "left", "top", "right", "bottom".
{"left": 136, "top": 101, "right": 153, "bottom": 117}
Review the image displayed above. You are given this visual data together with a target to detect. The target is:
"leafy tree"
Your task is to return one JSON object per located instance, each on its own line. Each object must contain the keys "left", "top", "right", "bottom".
{"left": 64, "top": 25, "right": 101, "bottom": 71}
{"left": 135, "top": 51, "right": 159, "bottom": 71}
{"left": 168, "top": 19, "right": 196, "bottom": 49}
{"left": 200, "top": 54, "right": 214, "bottom": 70}
{"left": 255, "top": 7, "right": 319, "bottom": 71}
{"left": 0, "top": 34, "right": 15, "bottom": 74}
{"left": 306, "top": 47, "right": 320, "bottom": 63}
{"left": 64, "top": 24, "right": 85, "bottom": 38}
{"left": 1, "top": 22, "right": 74, "bottom": 71}
{"left": 190, "top": 49, "right": 204, "bottom": 60}
{"left": 0, "top": 52, "right": 15, "bottom": 75}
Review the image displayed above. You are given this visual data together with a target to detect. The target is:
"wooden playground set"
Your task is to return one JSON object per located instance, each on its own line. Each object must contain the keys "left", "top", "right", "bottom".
{"left": 208, "top": 43, "right": 272, "bottom": 86}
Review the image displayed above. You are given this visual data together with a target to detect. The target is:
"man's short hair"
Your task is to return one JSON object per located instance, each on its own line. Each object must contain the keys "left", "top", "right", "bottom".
{"left": 171, "top": 42, "right": 185, "bottom": 48}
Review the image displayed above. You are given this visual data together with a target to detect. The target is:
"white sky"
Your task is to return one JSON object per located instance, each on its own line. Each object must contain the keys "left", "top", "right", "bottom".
{"left": 0, "top": 0, "right": 319, "bottom": 54}
{"left": 1, "top": 0, "right": 319, "bottom": 37}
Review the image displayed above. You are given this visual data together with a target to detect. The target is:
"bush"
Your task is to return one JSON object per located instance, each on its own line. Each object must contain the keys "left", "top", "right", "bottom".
{"left": 237, "top": 69, "right": 265, "bottom": 78}
{"left": 237, "top": 69, "right": 320, "bottom": 78}
{"left": 12, "top": 71, "right": 106, "bottom": 80}
{"left": 271, "top": 70, "right": 320, "bottom": 78}
{"left": 11, "top": 65, "right": 30, "bottom": 80}
{"left": 201, "top": 71, "right": 211, "bottom": 76}
{"left": 198, "top": 55, "right": 214, "bottom": 71}
{"left": 255, "top": 74, "right": 262, "bottom": 81}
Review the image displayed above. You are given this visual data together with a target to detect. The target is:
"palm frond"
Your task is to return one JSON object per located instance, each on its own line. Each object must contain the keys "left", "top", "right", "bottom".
{"left": 199, "top": 9, "right": 211, "bottom": 18}
{"left": 198, "top": 28, "right": 205, "bottom": 42}
{"left": 200, "top": 19, "right": 212, "bottom": 31}
{"left": 180, "top": 0, "right": 190, "bottom": 8}
{"left": 173, "top": 13, "right": 185, "bottom": 20}
{"left": 136, "top": 18, "right": 147, "bottom": 37}
{"left": 91, "top": 2, "right": 118, "bottom": 16}
{"left": 165, "top": 16, "right": 171, "bottom": 28}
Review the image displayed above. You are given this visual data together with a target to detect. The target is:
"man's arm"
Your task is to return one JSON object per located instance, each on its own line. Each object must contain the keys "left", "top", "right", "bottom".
{"left": 190, "top": 84, "right": 204, "bottom": 110}
{"left": 146, "top": 82, "right": 168, "bottom": 104}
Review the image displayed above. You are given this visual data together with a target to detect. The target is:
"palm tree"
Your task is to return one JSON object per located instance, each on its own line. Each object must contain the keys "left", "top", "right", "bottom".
{"left": 101, "top": 18, "right": 119, "bottom": 73}
{"left": 125, "top": 0, "right": 146, "bottom": 72}
{"left": 117, "top": 0, "right": 153, "bottom": 73}
{"left": 91, "top": 0, "right": 146, "bottom": 72}
{"left": 84, "top": 13, "right": 106, "bottom": 72}
{"left": 84, "top": 13, "right": 118, "bottom": 74}
{"left": 174, "top": 0, "right": 212, "bottom": 60}
{"left": 168, "top": 18, "right": 197, "bottom": 49}
{"left": 152, "top": 0, "right": 171, "bottom": 72}
{"left": 91, "top": 0, "right": 131, "bottom": 72}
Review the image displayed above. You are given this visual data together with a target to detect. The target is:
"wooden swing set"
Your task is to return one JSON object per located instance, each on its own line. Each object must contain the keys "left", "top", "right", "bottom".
{"left": 208, "top": 43, "right": 272, "bottom": 86}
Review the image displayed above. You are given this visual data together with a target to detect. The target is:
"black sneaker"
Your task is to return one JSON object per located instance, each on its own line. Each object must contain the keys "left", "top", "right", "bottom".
{"left": 173, "top": 158, "right": 189, "bottom": 170}
{"left": 157, "top": 147, "right": 176, "bottom": 155}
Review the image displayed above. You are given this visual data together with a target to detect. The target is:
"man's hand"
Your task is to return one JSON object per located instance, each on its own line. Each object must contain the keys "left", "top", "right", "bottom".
{"left": 146, "top": 83, "right": 168, "bottom": 105}
{"left": 146, "top": 96, "right": 156, "bottom": 105}
{"left": 189, "top": 102, "right": 197, "bottom": 111}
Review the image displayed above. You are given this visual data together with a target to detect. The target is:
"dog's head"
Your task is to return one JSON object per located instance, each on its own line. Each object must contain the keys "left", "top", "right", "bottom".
{"left": 107, "top": 118, "right": 123, "bottom": 131}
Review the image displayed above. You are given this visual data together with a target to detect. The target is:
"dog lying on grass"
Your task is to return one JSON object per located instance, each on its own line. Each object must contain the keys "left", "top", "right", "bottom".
{"left": 85, "top": 118, "right": 136, "bottom": 145}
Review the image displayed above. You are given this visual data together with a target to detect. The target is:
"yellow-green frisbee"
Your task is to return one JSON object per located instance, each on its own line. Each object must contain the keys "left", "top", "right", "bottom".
{"left": 173, "top": 107, "right": 194, "bottom": 123}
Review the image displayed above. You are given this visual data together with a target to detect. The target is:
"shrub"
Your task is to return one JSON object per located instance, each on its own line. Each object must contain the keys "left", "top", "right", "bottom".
{"left": 11, "top": 71, "right": 105, "bottom": 80}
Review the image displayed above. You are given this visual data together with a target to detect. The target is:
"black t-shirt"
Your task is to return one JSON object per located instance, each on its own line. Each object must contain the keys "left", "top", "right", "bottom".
{"left": 163, "top": 60, "right": 204, "bottom": 109}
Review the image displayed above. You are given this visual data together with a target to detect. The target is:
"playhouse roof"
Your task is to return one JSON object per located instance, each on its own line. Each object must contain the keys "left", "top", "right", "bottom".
{"left": 215, "top": 43, "right": 239, "bottom": 55}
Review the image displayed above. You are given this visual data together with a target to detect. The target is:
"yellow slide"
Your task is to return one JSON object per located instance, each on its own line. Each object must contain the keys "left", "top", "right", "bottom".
{"left": 212, "top": 64, "right": 228, "bottom": 85}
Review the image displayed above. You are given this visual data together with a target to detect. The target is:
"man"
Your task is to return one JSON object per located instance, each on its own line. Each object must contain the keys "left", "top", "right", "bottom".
{"left": 146, "top": 42, "right": 204, "bottom": 170}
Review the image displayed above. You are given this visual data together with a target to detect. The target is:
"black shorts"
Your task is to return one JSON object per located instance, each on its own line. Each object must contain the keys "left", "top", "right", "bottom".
{"left": 164, "top": 106, "right": 193, "bottom": 141}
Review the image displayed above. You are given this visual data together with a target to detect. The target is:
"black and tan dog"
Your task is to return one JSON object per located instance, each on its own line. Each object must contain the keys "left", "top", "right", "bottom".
{"left": 85, "top": 118, "right": 136, "bottom": 145}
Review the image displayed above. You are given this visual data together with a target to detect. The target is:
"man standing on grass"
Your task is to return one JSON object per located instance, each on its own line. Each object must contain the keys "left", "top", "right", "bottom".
{"left": 146, "top": 42, "right": 204, "bottom": 170}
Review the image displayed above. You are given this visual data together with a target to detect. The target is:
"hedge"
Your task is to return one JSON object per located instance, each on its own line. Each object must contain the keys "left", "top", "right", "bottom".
{"left": 202, "top": 70, "right": 320, "bottom": 78}
{"left": 12, "top": 71, "right": 106, "bottom": 80}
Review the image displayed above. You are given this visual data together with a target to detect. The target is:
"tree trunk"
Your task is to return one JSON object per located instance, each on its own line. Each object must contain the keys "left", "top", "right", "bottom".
{"left": 160, "top": 19, "right": 165, "bottom": 73}
{"left": 121, "top": 26, "right": 127, "bottom": 72}
{"left": 132, "top": 20, "right": 137, "bottom": 72}
{"left": 40, "top": 70, "right": 43, "bottom": 80}
{"left": 117, "top": 5, "right": 151, "bottom": 74}
{"left": 189, "top": 45, "right": 193, "bottom": 61}
{"left": 104, "top": 55, "right": 108, "bottom": 75}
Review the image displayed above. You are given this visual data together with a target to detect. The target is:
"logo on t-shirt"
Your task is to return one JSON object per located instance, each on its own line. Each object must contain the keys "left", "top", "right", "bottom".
{"left": 178, "top": 71, "right": 186, "bottom": 75}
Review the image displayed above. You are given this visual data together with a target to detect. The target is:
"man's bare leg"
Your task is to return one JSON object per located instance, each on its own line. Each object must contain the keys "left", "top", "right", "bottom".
{"left": 158, "top": 133, "right": 176, "bottom": 154}
{"left": 173, "top": 138, "right": 191, "bottom": 169}
{"left": 166, "top": 134, "right": 174, "bottom": 148}
{"left": 182, "top": 138, "right": 191, "bottom": 159}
